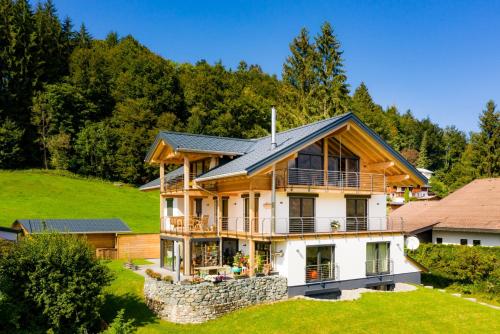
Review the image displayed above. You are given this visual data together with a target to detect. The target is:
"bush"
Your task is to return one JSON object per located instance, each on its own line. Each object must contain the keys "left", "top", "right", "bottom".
{"left": 145, "top": 268, "right": 161, "bottom": 280}
{"left": 162, "top": 275, "right": 173, "bottom": 283}
{"left": 409, "top": 243, "right": 499, "bottom": 302}
{"left": 103, "top": 309, "right": 135, "bottom": 334}
{"left": 0, "top": 233, "right": 112, "bottom": 333}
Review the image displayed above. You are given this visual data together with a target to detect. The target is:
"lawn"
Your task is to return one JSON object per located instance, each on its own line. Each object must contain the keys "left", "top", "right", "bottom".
{"left": 0, "top": 170, "right": 158, "bottom": 233}
{"left": 103, "top": 260, "right": 500, "bottom": 334}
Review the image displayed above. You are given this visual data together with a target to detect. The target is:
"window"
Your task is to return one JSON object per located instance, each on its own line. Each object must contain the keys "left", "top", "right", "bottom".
{"left": 191, "top": 240, "right": 219, "bottom": 271}
{"left": 166, "top": 198, "right": 174, "bottom": 216}
{"left": 194, "top": 198, "right": 203, "bottom": 217}
{"left": 366, "top": 242, "right": 390, "bottom": 276}
{"left": 460, "top": 239, "right": 468, "bottom": 246}
{"left": 306, "top": 246, "right": 335, "bottom": 282}
{"left": 289, "top": 197, "right": 315, "bottom": 233}
{"left": 346, "top": 198, "right": 367, "bottom": 231}
{"left": 161, "top": 239, "right": 183, "bottom": 272}
{"left": 255, "top": 242, "right": 271, "bottom": 268}
{"left": 436, "top": 237, "right": 443, "bottom": 244}
{"left": 473, "top": 240, "right": 481, "bottom": 246}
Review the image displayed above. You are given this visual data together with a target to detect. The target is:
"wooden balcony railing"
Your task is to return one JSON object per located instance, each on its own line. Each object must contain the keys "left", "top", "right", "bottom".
{"left": 161, "top": 215, "right": 216, "bottom": 234}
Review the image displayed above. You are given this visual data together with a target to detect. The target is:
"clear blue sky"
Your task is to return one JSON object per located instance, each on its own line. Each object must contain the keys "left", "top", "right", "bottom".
{"left": 51, "top": 0, "right": 500, "bottom": 132}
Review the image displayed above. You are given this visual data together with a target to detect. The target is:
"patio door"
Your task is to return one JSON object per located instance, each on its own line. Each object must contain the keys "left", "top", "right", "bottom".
{"left": 289, "top": 197, "right": 315, "bottom": 233}
{"left": 366, "top": 242, "right": 390, "bottom": 275}
{"left": 346, "top": 198, "right": 367, "bottom": 231}
{"left": 221, "top": 197, "right": 229, "bottom": 231}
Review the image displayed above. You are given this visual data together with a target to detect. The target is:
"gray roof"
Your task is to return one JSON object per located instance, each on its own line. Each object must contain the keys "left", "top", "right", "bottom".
{"left": 145, "top": 131, "right": 256, "bottom": 161}
{"left": 15, "top": 219, "right": 131, "bottom": 234}
{"left": 143, "top": 112, "right": 428, "bottom": 185}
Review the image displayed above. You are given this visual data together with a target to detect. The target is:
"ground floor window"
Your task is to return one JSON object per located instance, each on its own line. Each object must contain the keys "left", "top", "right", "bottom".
{"left": 460, "top": 239, "right": 468, "bottom": 245}
{"left": 305, "top": 245, "right": 335, "bottom": 282}
{"left": 192, "top": 240, "right": 220, "bottom": 269}
{"left": 222, "top": 239, "right": 238, "bottom": 266}
{"left": 161, "top": 239, "right": 183, "bottom": 272}
{"left": 366, "top": 242, "right": 390, "bottom": 276}
{"left": 473, "top": 240, "right": 481, "bottom": 246}
{"left": 436, "top": 237, "right": 443, "bottom": 244}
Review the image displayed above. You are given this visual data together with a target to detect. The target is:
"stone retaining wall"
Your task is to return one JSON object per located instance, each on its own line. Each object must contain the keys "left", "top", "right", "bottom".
{"left": 144, "top": 276, "right": 288, "bottom": 323}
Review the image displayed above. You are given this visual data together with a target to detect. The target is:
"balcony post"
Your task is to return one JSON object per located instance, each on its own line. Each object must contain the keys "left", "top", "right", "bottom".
{"left": 183, "top": 156, "right": 191, "bottom": 276}
{"left": 159, "top": 162, "right": 165, "bottom": 232}
{"left": 160, "top": 161, "right": 165, "bottom": 192}
{"left": 217, "top": 194, "right": 222, "bottom": 234}
{"left": 249, "top": 190, "right": 255, "bottom": 236}
{"left": 323, "top": 138, "right": 328, "bottom": 187}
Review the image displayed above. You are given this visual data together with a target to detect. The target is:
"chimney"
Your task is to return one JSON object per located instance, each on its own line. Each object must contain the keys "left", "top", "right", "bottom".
{"left": 271, "top": 107, "right": 277, "bottom": 149}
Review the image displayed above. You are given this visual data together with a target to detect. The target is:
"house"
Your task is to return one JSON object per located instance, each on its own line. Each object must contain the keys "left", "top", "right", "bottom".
{"left": 143, "top": 111, "right": 427, "bottom": 297}
{"left": 390, "top": 178, "right": 500, "bottom": 246}
{"left": 0, "top": 226, "right": 21, "bottom": 242}
{"left": 387, "top": 168, "right": 435, "bottom": 209}
{"left": 12, "top": 218, "right": 131, "bottom": 258}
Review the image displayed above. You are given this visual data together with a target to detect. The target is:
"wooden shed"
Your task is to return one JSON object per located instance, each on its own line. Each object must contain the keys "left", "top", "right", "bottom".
{"left": 12, "top": 218, "right": 131, "bottom": 259}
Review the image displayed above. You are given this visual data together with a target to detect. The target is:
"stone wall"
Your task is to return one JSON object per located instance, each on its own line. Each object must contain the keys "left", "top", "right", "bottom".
{"left": 144, "top": 275, "right": 288, "bottom": 323}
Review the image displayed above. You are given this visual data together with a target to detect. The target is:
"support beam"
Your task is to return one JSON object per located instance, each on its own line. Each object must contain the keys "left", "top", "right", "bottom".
{"left": 183, "top": 156, "right": 190, "bottom": 232}
{"left": 183, "top": 236, "right": 191, "bottom": 276}
{"left": 323, "top": 138, "right": 328, "bottom": 186}
{"left": 249, "top": 190, "right": 255, "bottom": 237}
{"left": 160, "top": 161, "right": 165, "bottom": 192}
{"left": 386, "top": 174, "right": 410, "bottom": 183}
{"left": 365, "top": 161, "right": 395, "bottom": 171}
{"left": 248, "top": 239, "right": 255, "bottom": 276}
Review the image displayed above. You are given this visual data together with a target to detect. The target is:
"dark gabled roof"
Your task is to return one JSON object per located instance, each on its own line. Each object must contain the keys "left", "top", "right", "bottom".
{"left": 14, "top": 219, "right": 131, "bottom": 234}
{"left": 145, "top": 131, "right": 256, "bottom": 161}
{"left": 139, "top": 166, "right": 184, "bottom": 191}
{"left": 196, "top": 113, "right": 427, "bottom": 184}
{"left": 0, "top": 226, "right": 21, "bottom": 233}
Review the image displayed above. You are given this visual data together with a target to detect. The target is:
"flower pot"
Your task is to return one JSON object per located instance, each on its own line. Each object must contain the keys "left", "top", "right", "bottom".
{"left": 232, "top": 267, "right": 242, "bottom": 274}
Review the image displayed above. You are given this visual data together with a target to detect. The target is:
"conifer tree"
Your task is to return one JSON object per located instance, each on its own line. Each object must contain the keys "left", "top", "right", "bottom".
{"left": 473, "top": 100, "right": 499, "bottom": 177}
{"left": 417, "top": 131, "right": 431, "bottom": 169}
{"left": 314, "top": 22, "right": 349, "bottom": 117}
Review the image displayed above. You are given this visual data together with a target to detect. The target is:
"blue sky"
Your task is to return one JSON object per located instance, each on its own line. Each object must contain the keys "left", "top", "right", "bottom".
{"left": 51, "top": 0, "right": 500, "bottom": 132}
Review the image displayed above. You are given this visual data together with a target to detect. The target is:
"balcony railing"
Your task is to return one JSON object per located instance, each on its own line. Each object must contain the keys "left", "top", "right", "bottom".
{"left": 218, "top": 216, "right": 403, "bottom": 237}
{"left": 276, "top": 168, "right": 385, "bottom": 193}
{"left": 366, "top": 259, "right": 393, "bottom": 276}
{"left": 161, "top": 215, "right": 216, "bottom": 234}
{"left": 160, "top": 172, "right": 216, "bottom": 193}
{"left": 305, "top": 263, "right": 339, "bottom": 283}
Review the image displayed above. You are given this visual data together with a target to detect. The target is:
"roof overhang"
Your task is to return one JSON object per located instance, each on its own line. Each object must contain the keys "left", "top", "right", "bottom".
{"left": 433, "top": 226, "right": 500, "bottom": 234}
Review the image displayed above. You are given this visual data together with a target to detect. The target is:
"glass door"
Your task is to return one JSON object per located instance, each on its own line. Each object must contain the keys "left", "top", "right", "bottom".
{"left": 289, "top": 197, "right": 315, "bottom": 233}
{"left": 346, "top": 198, "right": 367, "bottom": 231}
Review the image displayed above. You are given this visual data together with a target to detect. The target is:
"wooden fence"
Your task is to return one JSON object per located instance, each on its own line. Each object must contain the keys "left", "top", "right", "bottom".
{"left": 116, "top": 233, "right": 160, "bottom": 259}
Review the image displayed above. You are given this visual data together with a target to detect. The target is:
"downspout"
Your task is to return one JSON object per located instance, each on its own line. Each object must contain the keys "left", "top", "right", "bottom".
{"left": 271, "top": 107, "right": 277, "bottom": 271}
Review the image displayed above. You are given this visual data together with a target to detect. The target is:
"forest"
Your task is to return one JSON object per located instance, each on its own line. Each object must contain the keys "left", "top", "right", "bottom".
{"left": 1, "top": 0, "right": 498, "bottom": 195}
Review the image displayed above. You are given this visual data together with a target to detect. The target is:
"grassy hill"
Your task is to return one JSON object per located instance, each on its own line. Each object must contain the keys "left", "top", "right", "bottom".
{"left": 0, "top": 170, "right": 158, "bottom": 233}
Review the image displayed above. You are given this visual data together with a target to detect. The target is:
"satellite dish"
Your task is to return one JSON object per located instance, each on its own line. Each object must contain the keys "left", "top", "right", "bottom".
{"left": 406, "top": 236, "right": 420, "bottom": 250}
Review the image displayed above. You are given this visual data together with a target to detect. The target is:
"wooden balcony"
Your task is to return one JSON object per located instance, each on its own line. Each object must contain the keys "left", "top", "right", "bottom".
{"left": 161, "top": 215, "right": 217, "bottom": 235}
{"left": 276, "top": 168, "right": 386, "bottom": 193}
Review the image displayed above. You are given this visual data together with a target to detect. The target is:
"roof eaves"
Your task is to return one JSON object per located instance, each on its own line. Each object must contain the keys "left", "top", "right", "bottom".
{"left": 177, "top": 148, "right": 246, "bottom": 156}
{"left": 195, "top": 170, "right": 247, "bottom": 182}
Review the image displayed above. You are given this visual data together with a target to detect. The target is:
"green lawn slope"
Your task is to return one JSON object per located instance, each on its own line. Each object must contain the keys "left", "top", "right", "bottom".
{"left": 0, "top": 170, "right": 158, "bottom": 233}
{"left": 104, "top": 260, "right": 500, "bottom": 334}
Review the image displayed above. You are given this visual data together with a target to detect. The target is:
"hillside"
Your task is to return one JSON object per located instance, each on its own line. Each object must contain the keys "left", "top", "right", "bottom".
{"left": 0, "top": 170, "right": 158, "bottom": 233}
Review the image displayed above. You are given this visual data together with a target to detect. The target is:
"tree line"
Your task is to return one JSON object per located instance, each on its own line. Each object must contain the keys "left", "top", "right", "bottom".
{"left": 1, "top": 0, "right": 498, "bottom": 194}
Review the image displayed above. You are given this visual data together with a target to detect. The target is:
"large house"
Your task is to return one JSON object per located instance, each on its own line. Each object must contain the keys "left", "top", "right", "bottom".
{"left": 143, "top": 112, "right": 427, "bottom": 296}
{"left": 391, "top": 178, "right": 500, "bottom": 246}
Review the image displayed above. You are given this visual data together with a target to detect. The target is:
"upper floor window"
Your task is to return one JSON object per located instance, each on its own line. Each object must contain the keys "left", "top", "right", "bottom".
{"left": 190, "top": 159, "right": 210, "bottom": 176}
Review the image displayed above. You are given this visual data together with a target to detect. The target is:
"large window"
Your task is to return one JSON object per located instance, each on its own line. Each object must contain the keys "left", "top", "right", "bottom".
{"left": 306, "top": 246, "right": 335, "bottom": 282}
{"left": 366, "top": 242, "right": 390, "bottom": 276}
{"left": 243, "top": 193, "right": 260, "bottom": 232}
{"left": 346, "top": 198, "right": 367, "bottom": 231}
{"left": 192, "top": 240, "right": 219, "bottom": 270}
{"left": 289, "top": 197, "right": 315, "bottom": 233}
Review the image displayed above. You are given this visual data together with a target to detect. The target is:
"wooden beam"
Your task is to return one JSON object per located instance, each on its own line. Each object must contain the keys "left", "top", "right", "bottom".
{"left": 386, "top": 174, "right": 410, "bottom": 183}
{"left": 323, "top": 137, "right": 328, "bottom": 186}
{"left": 365, "top": 161, "right": 395, "bottom": 171}
{"left": 326, "top": 123, "right": 351, "bottom": 138}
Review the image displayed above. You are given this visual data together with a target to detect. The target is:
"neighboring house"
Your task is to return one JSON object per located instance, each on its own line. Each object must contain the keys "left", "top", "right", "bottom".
{"left": 387, "top": 168, "right": 435, "bottom": 209}
{"left": 390, "top": 178, "right": 500, "bottom": 246}
{"left": 12, "top": 218, "right": 131, "bottom": 258}
{"left": 143, "top": 112, "right": 427, "bottom": 297}
{"left": 0, "top": 226, "right": 21, "bottom": 242}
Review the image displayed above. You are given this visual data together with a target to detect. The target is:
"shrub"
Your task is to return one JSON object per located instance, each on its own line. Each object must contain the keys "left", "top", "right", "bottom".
{"left": 0, "top": 233, "right": 112, "bottom": 333}
{"left": 103, "top": 309, "right": 136, "bottom": 334}
{"left": 162, "top": 275, "right": 173, "bottom": 283}
{"left": 145, "top": 269, "right": 161, "bottom": 280}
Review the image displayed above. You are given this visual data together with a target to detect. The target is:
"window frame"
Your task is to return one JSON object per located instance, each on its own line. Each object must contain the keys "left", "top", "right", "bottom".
{"left": 460, "top": 239, "right": 468, "bottom": 246}
{"left": 305, "top": 245, "right": 335, "bottom": 283}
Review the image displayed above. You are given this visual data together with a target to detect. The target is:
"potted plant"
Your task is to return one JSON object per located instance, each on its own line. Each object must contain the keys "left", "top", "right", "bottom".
{"left": 263, "top": 263, "right": 272, "bottom": 276}
{"left": 330, "top": 220, "right": 340, "bottom": 232}
{"left": 254, "top": 254, "right": 264, "bottom": 276}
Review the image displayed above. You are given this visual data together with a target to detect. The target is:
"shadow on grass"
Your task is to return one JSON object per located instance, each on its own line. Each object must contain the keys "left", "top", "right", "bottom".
{"left": 102, "top": 292, "right": 158, "bottom": 327}
{"left": 421, "top": 272, "right": 457, "bottom": 289}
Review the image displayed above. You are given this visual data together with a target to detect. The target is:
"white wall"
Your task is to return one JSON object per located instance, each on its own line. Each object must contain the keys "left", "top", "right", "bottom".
{"left": 433, "top": 230, "right": 500, "bottom": 247}
{"left": 273, "top": 234, "right": 419, "bottom": 287}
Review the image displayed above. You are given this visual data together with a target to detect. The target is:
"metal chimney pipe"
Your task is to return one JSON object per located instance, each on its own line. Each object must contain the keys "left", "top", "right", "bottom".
{"left": 271, "top": 107, "right": 277, "bottom": 149}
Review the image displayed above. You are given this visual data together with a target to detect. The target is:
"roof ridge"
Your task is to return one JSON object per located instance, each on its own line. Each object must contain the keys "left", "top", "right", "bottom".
{"left": 254, "top": 112, "right": 351, "bottom": 141}
{"left": 159, "top": 130, "right": 256, "bottom": 143}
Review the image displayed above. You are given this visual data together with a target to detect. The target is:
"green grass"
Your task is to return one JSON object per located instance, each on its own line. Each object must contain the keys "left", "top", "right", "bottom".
{"left": 103, "top": 260, "right": 500, "bottom": 334}
{"left": 0, "top": 170, "right": 158, "bottom": 233}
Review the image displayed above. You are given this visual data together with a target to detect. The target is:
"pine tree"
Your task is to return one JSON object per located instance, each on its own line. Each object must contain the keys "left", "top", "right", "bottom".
{"left": 417, "top": 131, "right": 431, "bottom": 169}
{"left": 314, "top": 22, "right": 349, "bottom": 117}
{"left": 282, "top": 28, "right": 317, "bottom": 117}
{"left": 473, "top": 100, "right": 500, "bottom": 177}
{"left": 76, "top": 23, "right": 92, "bottom": 48}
